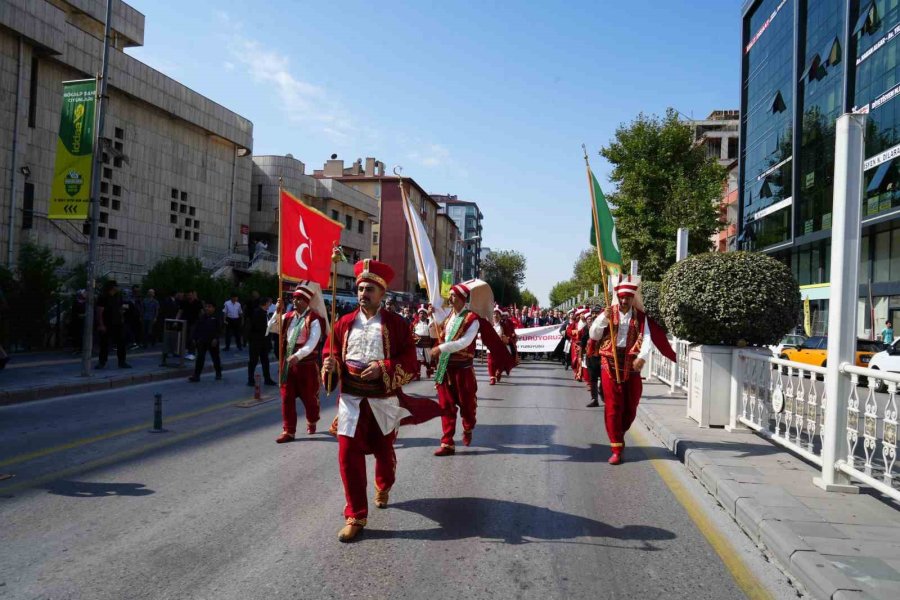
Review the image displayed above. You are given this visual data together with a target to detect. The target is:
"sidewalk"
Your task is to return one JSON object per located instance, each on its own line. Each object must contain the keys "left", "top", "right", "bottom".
{"left": 636, "top": 380, "right": 900, "bottom": 600}
{"left": 0, "top": 347, "right": 251, "bottom": 405}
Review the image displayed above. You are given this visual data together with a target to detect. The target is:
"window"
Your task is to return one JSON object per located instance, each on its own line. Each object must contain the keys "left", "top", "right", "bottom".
{"left": 108, "top": 228, "right": 118, "bottom": 240}
{"left": 171, "top": 189, "right": 178, "bottom": 199}
{"left": 99, "top": 212, "right": 108, "bottom": 224}
{"left": 111, "top": 199, "right": 120, "bottom": 211}
{"left": 22, "top": 183, "right": 34, "bottom": 229}
{"left": 27, "top": 57, "right": 38, "bottom": 128}
{"left": 257, "top": 184, "right": 263, "bottom": 212}
{"left": 113, "top": 156, "right": 123, "bottom": 168}
{"left": 98, "top": 226, "right": 106, "bottom": 238}
{"left": 102, "top": 153, "right": 109, "bottom": 164}
{"left": 358, "top": 219, "right": 365, "bottom": 234}
{"left": 373, "top": 232, "right": 379, "bottom": 244}
{"left": 180, "top": 204, "right": 187, "bottom": 214}
{"left": 100, "top": 181, "right": 109, "bottom": 193}
{"left": 193, "top": 232, "right": 199, "bottom": 242}
{"left": 193, "top": 220, "right": 199, "bottom": 230}
{"left": 101, "top": 197, "right": 109, "bottom": 208}
{"left": 771, "top": 90, "right": 787, "bottom": 113}
{"left": 103, "top": 167, "right": 112, "bottom": 179}
{"left": 332, "top": 209, "right": 339, "bottom": 221}
{"left": 175, "top": 228, "right": 182, "bottom": 239}
{"left": 345, "top": 215, "right": 352, "bottom": 230}
{"left": 170, "top": 201, "right": 178, "bottom": 212}
{"left": 189, "top": 206, "right": 196, "bottom": 216}
{"left": 114, "top": 127, "right": 124, "bottom": 140}
{"left": 170, "top": 214, "right": 178, "bottom": 224}
{"left": 82, "top": 222, "right": 90, "bottom": 235}
{"left": 185, "top": 218, "right": 192, "bottom": 227}
{"left": 180, "top": 191, "right": 187, "bottom": 202}
{"left": 114, "top": 141, "right": 123, "bottom": 152}
{"left": 112, "top": 184, "right": 121, "bottom": 196}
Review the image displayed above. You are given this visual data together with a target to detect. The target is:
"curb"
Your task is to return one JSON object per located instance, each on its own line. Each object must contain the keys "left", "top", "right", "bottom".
{"left": 635, "top": 404, "right": 869, "bottom": 600}
{"left": 0, "top": 359, "right": 249, "bottom": 406}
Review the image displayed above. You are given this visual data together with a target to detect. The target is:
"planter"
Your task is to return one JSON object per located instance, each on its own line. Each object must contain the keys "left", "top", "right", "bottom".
{"left": 687, "top": 344, "right": 738, "bottom": 427}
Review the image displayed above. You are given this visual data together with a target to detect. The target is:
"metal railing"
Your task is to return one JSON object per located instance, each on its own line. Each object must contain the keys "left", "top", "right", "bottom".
{"left": 729, "top": 351, "right": 899, "bottom": 502}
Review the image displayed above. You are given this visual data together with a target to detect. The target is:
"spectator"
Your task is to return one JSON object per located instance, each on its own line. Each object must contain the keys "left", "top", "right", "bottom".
{"left": 247, "top": 297, "right": 276, "bottom": 386}
{"left": 882, "top": 321, "right": 895, "bottom": 345}
{"left": 223, "top": 292, "right": 244, "bottom": 351}
{"left": 127, "top": 285, "right": 143, "bottom": 349}
{"left": 96, "top": 280, "right": 130, "bottom": 369}
{"left": 178, "top": 290, "right": 203, "bottom": 360}
{"left": 69, "top": 289, "right": 87, "bottom": 353}
{"left": 142, "top": 289, "right": 160, "bottom": 348}
{"left": 188, "top": 300, "right": 222, "bottom": 382}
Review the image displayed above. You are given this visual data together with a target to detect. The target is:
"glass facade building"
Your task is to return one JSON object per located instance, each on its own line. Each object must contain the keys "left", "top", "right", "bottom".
{"left": 740, "top": 0, "right": 900, "bottom": 335}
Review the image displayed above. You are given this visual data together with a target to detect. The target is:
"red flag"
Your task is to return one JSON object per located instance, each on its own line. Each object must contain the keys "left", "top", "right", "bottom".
{"left": 279, "top": 189, "right": 343, "bottom": 286}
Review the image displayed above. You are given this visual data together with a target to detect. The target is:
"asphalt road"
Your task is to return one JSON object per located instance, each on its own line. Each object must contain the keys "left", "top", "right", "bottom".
{"left": 0, "top": 361, "right": 802, "bottom": 600}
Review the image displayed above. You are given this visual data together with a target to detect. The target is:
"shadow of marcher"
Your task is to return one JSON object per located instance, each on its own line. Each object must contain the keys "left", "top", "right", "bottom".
{"left": 375, "top": 497, "right": 676, "bottom": 549}
{"left": 45, "top": 480, "right": 155, "bottom": 498}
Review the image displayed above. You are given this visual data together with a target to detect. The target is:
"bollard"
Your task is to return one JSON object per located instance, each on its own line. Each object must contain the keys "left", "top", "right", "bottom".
{"left": 254, "top": 373, "right": 261, "bottom": 400}
{"left": 149, "top": 392, "right": 166, "bottom": 433}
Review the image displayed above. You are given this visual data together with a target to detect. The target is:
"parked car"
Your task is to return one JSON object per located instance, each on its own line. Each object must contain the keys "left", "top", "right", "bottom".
{"left": 867, "top": 339, "right": 900, "bottom": 392}
{"left": 769, "top": 334, "right": 808, "bottom": 357}
{"left": 780, "top": 336, "right": 884, "bottom": 369}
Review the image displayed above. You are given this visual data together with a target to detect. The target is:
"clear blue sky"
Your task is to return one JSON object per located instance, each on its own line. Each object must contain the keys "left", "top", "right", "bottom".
{"left": 127, "top": 0, "right": 741, "bottom": 304}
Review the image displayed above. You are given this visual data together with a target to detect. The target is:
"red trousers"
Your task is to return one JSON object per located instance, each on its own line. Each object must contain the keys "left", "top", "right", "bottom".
{"left": 280, "top": 360, "right": 320, "bottom": 434}
{"left": 338, "top": 399, "right": 397, "bottom": 520}
{"left": 437, "top": 365, "right": 478, "bottom": 447}
{"left": 487, "top": 353, "right": 501, "bottom": 377}
{"left": 600, "top": 364, "right": 642, "bottom": 448}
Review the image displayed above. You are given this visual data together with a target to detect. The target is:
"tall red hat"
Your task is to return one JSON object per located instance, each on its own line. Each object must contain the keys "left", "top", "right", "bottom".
{"left": 450, "top": 282, "right": 471, "bottom": 300}
{"left": 354, "top": 259, "right": 394, "bottom": 290}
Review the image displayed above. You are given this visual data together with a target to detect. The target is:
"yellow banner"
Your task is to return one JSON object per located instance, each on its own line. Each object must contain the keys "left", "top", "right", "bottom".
{"left": 50, "top": 79, "right": 96, "bottom": 220}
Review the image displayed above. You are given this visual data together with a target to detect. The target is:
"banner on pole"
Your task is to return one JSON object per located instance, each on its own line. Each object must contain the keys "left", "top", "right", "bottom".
{"left": 440, "top": 269, "right": 453, "bottom": 299}
{"left": 50, "top": 79, "right": 96, "bottom": 220}
{"left": 476, "top": 324, "right": 563, "bottom": 353}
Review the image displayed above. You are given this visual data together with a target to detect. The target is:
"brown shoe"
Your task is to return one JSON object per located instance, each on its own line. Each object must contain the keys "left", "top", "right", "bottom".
{"left": 275, "top": 432, "right": 294, "bottom": 444}
{"left": 462, "top": 431, "right": 472, "bottom": 447}
{"left": 374, "top": 488, "right": 390, "bottom": 509}
{"left": 338, "top": 518, "right": 366, "bottom": 543}
{"left": 328, "top": 416, "right": 339, "bottom": 437}
{"left": 434, "top": 445, "right": 455, "bottom": 457}
{"left": 306, "top": 422, "right": 317, "bottom": 435}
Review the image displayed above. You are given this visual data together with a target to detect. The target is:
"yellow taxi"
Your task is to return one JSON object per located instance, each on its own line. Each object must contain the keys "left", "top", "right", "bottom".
{"left": 779, "top": 336, "right": 884, "bottom": 368}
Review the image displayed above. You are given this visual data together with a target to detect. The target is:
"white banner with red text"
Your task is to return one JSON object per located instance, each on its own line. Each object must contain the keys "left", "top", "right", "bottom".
{"left": 476, "top": 324, "right": 563, "bottom": 353}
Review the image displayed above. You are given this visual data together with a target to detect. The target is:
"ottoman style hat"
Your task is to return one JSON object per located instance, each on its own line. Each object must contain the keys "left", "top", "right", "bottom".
{"left": 451, "top": 278, "right": 494, "bottom": 320}
{"left": 290, "top": 280, "right": 329, "bottom": 333}
{"left": 354, "top": 259, "right": 395, "bottom": 291}
{"left": 611, "top": 274, "right": 645, "bottom": 313}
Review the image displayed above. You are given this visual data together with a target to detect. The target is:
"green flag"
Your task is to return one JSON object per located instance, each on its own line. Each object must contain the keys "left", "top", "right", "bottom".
{"left": 588, "top": 170, "right": 622, "bottom": 273}
{"left": 50, "top": 79, "right": 96, "bottom": 220}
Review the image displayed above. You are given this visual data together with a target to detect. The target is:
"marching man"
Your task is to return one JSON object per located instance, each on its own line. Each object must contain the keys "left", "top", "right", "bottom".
{"left": 588, "top": 276, "right": 674, "bottom": 465}
{"left": 411, "top": 305, "right": 437, "bottom": 379}
{"left": 487, "top": 307, "right": 516, "bottom": 385}
{"left": 269, "top": 283, "right": 327, "bottom": 442}
{"left": 322, "top": 259, "right": 442, "bottom": 542}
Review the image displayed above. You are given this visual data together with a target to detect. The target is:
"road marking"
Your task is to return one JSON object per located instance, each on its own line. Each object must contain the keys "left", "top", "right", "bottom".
{"left": 629, "top": 425, "right": 772, "bottom": 600}
{"left": 0, "top": 409, "right": 273, "bottom": 496}
{"left": 0, "top": 395, "right": 276, "bottom": 469}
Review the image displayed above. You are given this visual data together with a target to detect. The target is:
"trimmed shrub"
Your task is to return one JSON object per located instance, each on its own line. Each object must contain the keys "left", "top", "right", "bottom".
{"left": 640, "top": 280, "right": 664, "bottom": 327}
{"left": 660, "top": 252, "right": 800, "bottom": 346}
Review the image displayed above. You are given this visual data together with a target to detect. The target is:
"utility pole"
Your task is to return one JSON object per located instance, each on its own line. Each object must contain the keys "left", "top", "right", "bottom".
{"left": 81, "top": 0, "right": 113, "bottom": 377}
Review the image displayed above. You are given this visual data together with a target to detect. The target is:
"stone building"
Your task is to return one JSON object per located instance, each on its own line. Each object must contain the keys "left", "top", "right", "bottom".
{"left": 250, "top": 154, "right": 379, "bottom": 295}
{"left": 432, "top": 195, "right": 483, "bottom": 281}
{"left": 0, "top": 0, "right": 252, "bottom": 282}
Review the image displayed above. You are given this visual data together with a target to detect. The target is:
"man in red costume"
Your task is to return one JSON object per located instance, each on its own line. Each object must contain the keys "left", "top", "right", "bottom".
{"left": 269, "top": 283, "right": 326, "bottom": 442}
{"left": 322, "top": 259, "right": 441, "bottom": 542}
{"left": 411, "top": 305, "right": 436, "bottom": 379}
{"left": 588, "top": 277, "right": 674, "bottom": 465}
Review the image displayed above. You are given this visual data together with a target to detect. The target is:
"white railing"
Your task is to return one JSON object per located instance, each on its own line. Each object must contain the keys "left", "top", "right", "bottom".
{"left": 730, "top": 351, "right": 899, "bottom": 502}
{"left": 649, "top": 337, "right": 690, "bottom": 392}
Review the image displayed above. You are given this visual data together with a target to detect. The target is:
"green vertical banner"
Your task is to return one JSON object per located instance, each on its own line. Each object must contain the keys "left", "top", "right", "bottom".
{"left": 441, "top": 269, "right": 453, "bottom": 299}
{"left": 50, "top": 79, "right": 96, "bottom": 220}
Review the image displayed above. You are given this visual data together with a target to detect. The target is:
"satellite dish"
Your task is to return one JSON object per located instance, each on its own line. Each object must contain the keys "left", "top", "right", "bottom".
{"left": 330, "top": 153, "right": 338, "bottom": 159}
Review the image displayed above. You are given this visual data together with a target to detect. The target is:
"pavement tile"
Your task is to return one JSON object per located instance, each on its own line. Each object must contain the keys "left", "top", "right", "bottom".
{"left": 790, "top": 551, "right": 863, "bottom": 600}
{"left": 829, "top": 556, "right": 900, "bottom": 600}
{"left": 832, "top": 591, "right": 872, "bottom": 600}
{"left": 833, "top": 524, "right": 900, "bottom": 542}
{"left": 714, "top": 479, "right": 752, "bottom": 516}
{"left": 804, "top": 536, "right": 900, "bottom": 558}
{"left": 735, "top": 498, "right": 768, "bottom": 541}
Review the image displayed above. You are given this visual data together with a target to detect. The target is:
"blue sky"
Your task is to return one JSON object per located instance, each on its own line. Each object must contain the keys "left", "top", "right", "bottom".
{"left": 127, "top": 0, "right": 741, "bottom": 304}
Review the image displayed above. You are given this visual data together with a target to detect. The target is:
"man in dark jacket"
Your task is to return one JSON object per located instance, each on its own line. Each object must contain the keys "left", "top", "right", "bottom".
{"left": 246, "top": 297, "right": 276, "bottom": 386}
{"left": 188, "top": 301, "right": 222, "bottom": 382}
{"left": 96, "top": 280, "right": 130, "bottom": 369}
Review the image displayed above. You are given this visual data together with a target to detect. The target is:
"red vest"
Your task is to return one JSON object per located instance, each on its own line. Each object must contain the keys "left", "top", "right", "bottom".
{"left": 280, "top": 309, "right": 326, "bottom": 365}
{"left": 439, "top": 310, "right": 479, "bottom": 366}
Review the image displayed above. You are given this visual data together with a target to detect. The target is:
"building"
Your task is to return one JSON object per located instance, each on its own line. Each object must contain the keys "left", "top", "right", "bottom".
{"left": 435, "top": 207, "right": 463, "bottom": 284}
{"left": 251, "top": 155, "right": 378, "bottom": 295}
{"left": 0, "top": 0, "right": 253, "bottom": 282}
{"left": 313, "top": 157, "right": 445, "bottom": 295}
{"left": 739, "top": 0, "right": 900, "bottom": 336}
{"left": 432, "top": 195, "right": 483, "bottom": 280}
{"left": 715, "top": 161, "right": 740, "bottom": 252}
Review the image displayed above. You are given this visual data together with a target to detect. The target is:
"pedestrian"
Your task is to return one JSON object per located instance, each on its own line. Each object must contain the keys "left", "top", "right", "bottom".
{"left": 270, "top": 284, "right": 326, "bottom": 441}
{"left": 142, "top": 289, "right": 159, "bottom": 348}
{"left": 488, "top": 307, "right": 513, "bottom": 385}
{"left": 69, "top": 289, "right": 87, "bottom": 353}
{"left": 322, "top": 259, "right": 444, "bottom": 543}
{"left": 222, "top": 292, "right": 244, "bottom": 351}
{"left": 412, "top": 305, "right": 437, "bottom": 379}
{"left": 178, "top": 290, "right": 203, "bottom": 360}
{"left": 881, "top": 321, "right": 894, "bottom": 345}
{"left": 96, "top": 280, "right": 131, "bottom": 369}
{"left": 188, "top": 300, "right": 222, "bottom": 382}
{"left": 126, "top": 285, "right": 143, "bottom": 349}
{"left": 581, "top": 305, "right": 604, "bottom": 408}
{"left": 246, "top": 296, "right": 277, "bottom": 388}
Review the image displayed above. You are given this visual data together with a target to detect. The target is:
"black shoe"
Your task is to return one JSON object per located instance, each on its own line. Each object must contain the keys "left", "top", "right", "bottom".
{"left": 119, "top": 363, "right": 132, "bottom": 369}
{"left": 95, "top": 362, "right": 106, "bottom": 370}
{"left": 264, "top": 380, "right": 278, "bottom": 386}
{"left": 188, "top": 376, "right": 200, "bottom": 383}
{"left": 586, "top": 400, "right": 599, "bottom": 407}
{"left": 215, "top": 373, "right": 222, "bottom": 380}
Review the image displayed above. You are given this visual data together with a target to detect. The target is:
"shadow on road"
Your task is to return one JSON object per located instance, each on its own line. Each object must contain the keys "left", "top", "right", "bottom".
{"left": 44, "top": 480, "right": 155, "bottom": 497}
{"left": 377, "top": 496, "right": 676, "bottom": 548}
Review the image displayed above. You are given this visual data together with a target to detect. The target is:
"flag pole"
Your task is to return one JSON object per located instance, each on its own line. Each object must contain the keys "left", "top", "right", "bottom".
{"left": 277, "top": 177, "right": 284, "bottom": 385}
{"left": 394, "top": 166, "right": 432, "bottom": 305}
{"left": 583, "top": 144, "right": 621, "bottom": 383}
{"left": 325, "top": 243, "right": 341, "bottom": 393}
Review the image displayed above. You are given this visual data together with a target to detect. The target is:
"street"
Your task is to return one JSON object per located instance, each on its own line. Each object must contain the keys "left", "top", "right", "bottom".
{"left": 0, "top": 361, "right": 800, "bottom": 600}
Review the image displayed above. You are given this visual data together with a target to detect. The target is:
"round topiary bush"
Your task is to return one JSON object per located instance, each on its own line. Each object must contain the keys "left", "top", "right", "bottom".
{"left": 639, "top": 281, "right": 664, "bottom": 328}
{"left": 660, "top": 252, "right": 800, "bottom": 346}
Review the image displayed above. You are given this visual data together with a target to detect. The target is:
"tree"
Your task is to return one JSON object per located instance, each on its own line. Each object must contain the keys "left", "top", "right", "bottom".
{"left": 549, "top": 279, "right": 582, "bottom": 307}
{"left": 480, "top": 250, "right": 526, "bottom": 307}
{"left": 600, "top": 109, "right": 725, "bottom": 280}
{"left": 520, "top": 288, "right": 538, "bottom": 308}
{"left": 142, "top": 256, "right": 231, "bottom": 304}
{"left": 13, "top": 242, "right": 64, "bottom": 349}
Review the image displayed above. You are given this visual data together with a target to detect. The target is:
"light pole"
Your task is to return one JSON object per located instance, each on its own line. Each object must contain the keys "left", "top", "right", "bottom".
{"left": 453, "top": 235, "right": 479, "bottom": 281}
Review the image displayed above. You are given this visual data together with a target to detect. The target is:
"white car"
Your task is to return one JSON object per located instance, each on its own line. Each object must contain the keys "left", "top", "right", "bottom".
{"left": 868, "top": 339, "right": 900, "bottom": 391}
{"left": 769, "top": 334, "right": 808, "bottom": 357}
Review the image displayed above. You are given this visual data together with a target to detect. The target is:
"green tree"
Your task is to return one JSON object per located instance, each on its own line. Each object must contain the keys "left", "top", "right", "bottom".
{"left": 13, "top": 242, "right": 64, "bottom": 349}
{"left": 520, "top": 288, "right": 538, "bottom": 308}
{"left": 480, "top": 250, "right": 526, "bottom": 307}
{"left": 549, "top": 279, "right": 581, "bottom": 307}
{"left": 600, "top": 109, "right": 725, "bottom": 280}
{"left": 142, "top": 256, "right": 230, "bottom": 304}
